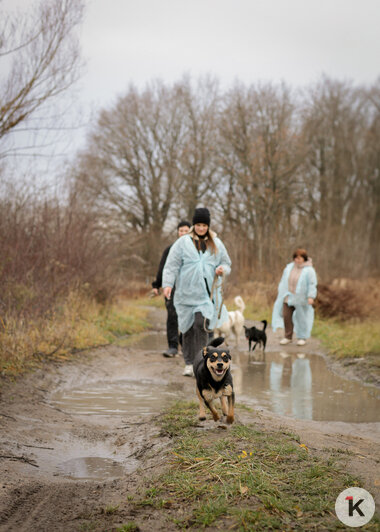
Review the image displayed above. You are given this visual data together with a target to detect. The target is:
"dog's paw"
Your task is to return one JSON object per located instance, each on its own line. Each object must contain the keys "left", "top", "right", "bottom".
{"left": 198, "top": 416, "right": 206, "bottom": 421}
{"left": 226, "top": 415, "right": 234, "bottom": 424}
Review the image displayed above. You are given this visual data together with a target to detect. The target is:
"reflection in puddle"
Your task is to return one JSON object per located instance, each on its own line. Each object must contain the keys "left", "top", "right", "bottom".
{"left": 232, "top": 351, "right": 380, "bottom": 422}
{"left": 51, "top": 330, "right": 380, "bottom": 423}
{"left": 51, "top": 380, "right": 182, "bottom": 416}
{"left": 57, "top": 457, "right": 128, "bottom": 480}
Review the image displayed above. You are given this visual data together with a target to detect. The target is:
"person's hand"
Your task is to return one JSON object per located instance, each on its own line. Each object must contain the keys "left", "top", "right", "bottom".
{"left": 215, "top": 266, "right": 224, "bottom": 276}
{"left": 152, "top": 288, "right": 159, "bottom": 296}
{"left": 163, "top": 286, "right": 172, "bottom": 299}
{"left": 308, "top": 298, "right": 314, "bottom": 305}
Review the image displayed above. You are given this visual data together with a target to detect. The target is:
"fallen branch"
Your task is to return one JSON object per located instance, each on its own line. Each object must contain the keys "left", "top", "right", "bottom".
{"left": 0, "top": 455, "right": 39, "bottom": 467}
{"left": 0, "top": 413, "right": 16, "bottom": 421}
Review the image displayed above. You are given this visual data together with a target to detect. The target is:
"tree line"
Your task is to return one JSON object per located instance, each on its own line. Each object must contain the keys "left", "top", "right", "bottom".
{"left": 74, "top": 75, "right": 380, "bottom": 283}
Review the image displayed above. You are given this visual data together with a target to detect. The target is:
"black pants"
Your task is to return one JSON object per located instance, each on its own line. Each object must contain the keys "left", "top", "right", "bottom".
{"left": 165, "top": 295, "right": 179, "bottom": 349}
{"left": 182, "top": 312, "right": 209, "bottom": 365}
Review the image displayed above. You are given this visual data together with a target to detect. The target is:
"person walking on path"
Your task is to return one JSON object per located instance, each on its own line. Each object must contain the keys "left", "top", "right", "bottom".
{"left": 152, "top": 220, "right": 191, "bottom": 357}
{"left": 271, "top": 248, "right": 317, "bottom": 346}
{"left": 162, "top": 207, "right": 232, "bottom": 376}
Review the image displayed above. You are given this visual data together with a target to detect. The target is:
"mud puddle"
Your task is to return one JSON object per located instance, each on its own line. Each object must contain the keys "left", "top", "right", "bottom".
{"left": 51, "top": 331, "right": 380, "bottom": 424}
{"left": 57, "top": 457, "right": 128, "bottom": 480}
{"left": 232, "top": 350, "right": 380, "bottom": 422}
{"left": 51, "top": 379, "right": 184, "bottom": 416}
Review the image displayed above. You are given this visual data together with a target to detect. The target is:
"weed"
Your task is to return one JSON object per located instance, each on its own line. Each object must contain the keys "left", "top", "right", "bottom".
{"left": 115, "top": 522, "right": 139, "bottom": 531}
{"left": 102, "top": 504, "right": 119, "bottom": 514}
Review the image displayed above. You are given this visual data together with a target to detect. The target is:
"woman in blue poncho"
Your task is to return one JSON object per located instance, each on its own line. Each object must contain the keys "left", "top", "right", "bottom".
{"left": 162, "top": 208, "right": 231, "bottom": 376}
{"left": 271, "top": 248, "right": 317, "bottom": 346}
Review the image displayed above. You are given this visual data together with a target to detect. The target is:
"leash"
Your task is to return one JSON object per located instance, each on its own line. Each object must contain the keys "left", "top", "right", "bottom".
{"left": 203, "top": 272, "right": 225, "bottom": 332}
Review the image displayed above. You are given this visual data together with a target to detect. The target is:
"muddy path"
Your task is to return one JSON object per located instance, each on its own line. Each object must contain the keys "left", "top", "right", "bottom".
{"left": 0, "top": 308, "right": 379, "bottom": 531}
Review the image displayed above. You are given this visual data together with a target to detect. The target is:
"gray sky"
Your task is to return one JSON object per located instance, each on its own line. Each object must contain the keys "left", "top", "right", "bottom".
{"left": 79, "top": 0, "right": 380, "bottom": 108}
{"left": 1, "top": 0, "right": 380, "bottom": 175}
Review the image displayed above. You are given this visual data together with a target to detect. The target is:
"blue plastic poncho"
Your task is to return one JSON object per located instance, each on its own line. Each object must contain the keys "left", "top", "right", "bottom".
{"left": 271, "top": 262, "right": 317, "bottom": 339}
{"left": 162, "top": 232, "right": 231, "bottom": 334}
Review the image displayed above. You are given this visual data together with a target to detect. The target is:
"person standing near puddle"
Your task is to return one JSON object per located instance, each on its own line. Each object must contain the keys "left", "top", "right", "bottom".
{"left": 162, "top": 208, "right": 232, "bottom": 376}
{"left": 271, "top": 248, "right": 317, "bottom": 346}
{"left": 152, "top": 220, "right": 191, "bottom": 358}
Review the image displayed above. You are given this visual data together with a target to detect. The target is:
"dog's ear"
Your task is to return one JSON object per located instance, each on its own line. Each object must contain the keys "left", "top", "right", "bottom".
{"left": 208, "top": 336, "right": 224, "bottom": 348}
{"left": 243, "top": 325, "right": 247, "bottom": 331}
{"left": 202, "top": 346, "right": 208, "bottom": 357}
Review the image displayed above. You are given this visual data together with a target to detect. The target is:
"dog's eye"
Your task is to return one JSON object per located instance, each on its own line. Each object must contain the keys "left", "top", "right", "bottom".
{"left": 222, "top": 355, "right": 229, "bottom": 362}
{"left": 209, "top": 355, "right": 217, "bottom": 362}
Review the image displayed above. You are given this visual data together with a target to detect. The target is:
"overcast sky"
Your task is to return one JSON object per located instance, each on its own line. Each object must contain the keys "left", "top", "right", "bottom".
{"left": 1, "top": 0, "right": 380, "bottom": 175}
{"left": 79, "top": 0, "right": 380, "bottom": 109}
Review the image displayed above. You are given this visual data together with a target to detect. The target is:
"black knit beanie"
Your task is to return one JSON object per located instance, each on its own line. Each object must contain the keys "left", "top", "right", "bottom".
{"left": 177, "top": 220, "right": 191, "bottom": 230}
{"left": 192, "top": 208, "right": 210, "bottom": 226}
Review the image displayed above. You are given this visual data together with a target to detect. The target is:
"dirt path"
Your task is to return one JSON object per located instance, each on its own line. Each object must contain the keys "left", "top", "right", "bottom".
{"left": 0, "top": 308, "right": 379, "bottom": 531}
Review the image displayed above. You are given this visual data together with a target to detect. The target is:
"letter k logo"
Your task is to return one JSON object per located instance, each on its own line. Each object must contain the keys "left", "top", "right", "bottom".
{"left": 336, "top": 487, "right": 375, "bottom": 527}
{"left": 346, "top": 495, "right": 365, "bottom": 517}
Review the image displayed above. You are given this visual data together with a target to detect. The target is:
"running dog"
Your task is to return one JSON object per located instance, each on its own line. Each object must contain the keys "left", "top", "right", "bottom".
{"left": 214, "top": 295, "right": 245, "bottom": 346}
{"left": 193, "top": 337, "right": 235, "bottom": 424}
{"left": 244, "top": 320, "right": 267, "bottom": 352}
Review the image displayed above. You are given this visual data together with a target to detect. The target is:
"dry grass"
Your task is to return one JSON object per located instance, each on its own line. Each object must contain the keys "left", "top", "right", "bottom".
{"left": 0, "top": 293, "right": 150, "bottom": 379}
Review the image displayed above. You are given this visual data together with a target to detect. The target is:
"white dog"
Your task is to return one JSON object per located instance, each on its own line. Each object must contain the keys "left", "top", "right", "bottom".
{"left": 215, "top": 295, "right": 245, "bottom": 346}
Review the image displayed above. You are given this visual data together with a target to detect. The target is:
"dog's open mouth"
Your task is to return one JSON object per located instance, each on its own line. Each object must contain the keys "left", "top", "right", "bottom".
{"left": 212, "top": 367, "right": 226, "bottom": 376}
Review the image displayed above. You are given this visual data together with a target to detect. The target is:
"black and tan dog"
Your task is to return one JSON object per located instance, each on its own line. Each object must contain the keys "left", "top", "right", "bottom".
{"left": 193, "top": 337, "right": 235, "bottom": 424}
{"left": 244, "top": 320, "right": 267, "bottom": 352}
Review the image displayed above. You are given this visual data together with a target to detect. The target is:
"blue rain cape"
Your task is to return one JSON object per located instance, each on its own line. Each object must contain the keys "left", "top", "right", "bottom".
{"left": 162, "top": 232, "right": 231, "bottom": 334}
{"left": 271, "top": 262, "right": 317, "bottom": 339}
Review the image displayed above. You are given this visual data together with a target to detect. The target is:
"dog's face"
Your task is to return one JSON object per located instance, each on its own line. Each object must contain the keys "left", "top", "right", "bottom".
{"left": 244, "top": 325, "right": 257, "bottom": 340}
{"left": 203, "top": 346, "right": 231, "bottom": 381}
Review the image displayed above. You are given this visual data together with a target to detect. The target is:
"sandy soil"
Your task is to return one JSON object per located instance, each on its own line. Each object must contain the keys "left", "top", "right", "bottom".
{"left": 0, "top": 308, "right": 379, "bottom": 531}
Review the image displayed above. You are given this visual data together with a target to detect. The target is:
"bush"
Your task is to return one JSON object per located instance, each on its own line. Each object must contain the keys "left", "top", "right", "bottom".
{"left": 315, "top": 279, "right": 380, "bottom": 321}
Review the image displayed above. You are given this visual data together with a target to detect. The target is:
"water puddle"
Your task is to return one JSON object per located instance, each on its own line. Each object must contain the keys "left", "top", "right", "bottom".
{"left": 51, "top": 331, "right": 380, "bottom": 423}
{"left": 57, "top": 457, "right": 129, "bottom": 480}
{"left": 232, "top": 351, "right": 380, "bottom": 422}
{"left": 131, "top": 331, "right": 168, "bottom": 351}
{"left": 51, "top": 379, "right": 183, "bottom": 416}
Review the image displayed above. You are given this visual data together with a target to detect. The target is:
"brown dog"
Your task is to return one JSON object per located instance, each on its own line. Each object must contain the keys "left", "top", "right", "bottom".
{"left": 193, "top": 337, "right": 235, "bottom": 424}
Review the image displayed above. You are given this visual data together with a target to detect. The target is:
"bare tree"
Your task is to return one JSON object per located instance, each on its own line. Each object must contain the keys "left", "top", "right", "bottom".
{"left": 75, "top": 80, "right": 187, "bottom": 266}
{"left": 365, "top": 78, "right": 380, "bottom": 274}
{"left": 173, "top": 76, "right": 221, "bottom": 220}
{"left": 0, "top": 0, "right": 84, "bottom": 159}
{"left": 218, "top": 82, "right": 306, "bottom": 274}
{"left": 301, "top": 78, "right": 373, "bottom": 277}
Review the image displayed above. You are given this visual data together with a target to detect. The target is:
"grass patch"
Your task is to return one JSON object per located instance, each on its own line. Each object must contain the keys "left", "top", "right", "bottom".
{"left": 116, "top": 524, "right": 139, "bottom": 532}
{"left": 134, "top": 294, "right": 166, "bottom": 309}
{"left": 136, "top": 401, "right": 379, "bottom": 531}
{"left": 313, "top": 317, "right": 380, "bottom": 359}
{"left": 0, "top": 294, "right": 151, "bottom": 379}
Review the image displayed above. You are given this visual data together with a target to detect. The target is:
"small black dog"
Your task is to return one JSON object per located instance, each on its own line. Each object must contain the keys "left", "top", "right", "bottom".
{"left": 243, "top": 320, "right": 267, "bottom": 352}
{"left": 193, "top": 337, "right": 235, "bottom": 424}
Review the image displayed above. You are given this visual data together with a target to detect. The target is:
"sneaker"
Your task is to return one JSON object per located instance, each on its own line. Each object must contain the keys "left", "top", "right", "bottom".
{"left": 279, "top": 338, "right": 292, "bottom": 345}
{"left": 163, "top": 347, "right": 178, "bottom": 358}
{"left": 182, "top": 365, "right": 194, "bottom": 377}
{"left": 297, "top": 339, "right": 306, "bottom": 346}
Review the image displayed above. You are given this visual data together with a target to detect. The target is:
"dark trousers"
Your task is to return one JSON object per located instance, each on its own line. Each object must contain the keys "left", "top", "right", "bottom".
{"left": 283, "top": 303, "right": 295, "bottom": 340}
{"left": 165, "top": 296, "right": 179, "bottom": 349}
{"left": 182, "top": 312, "right": 209, "bottom": 365}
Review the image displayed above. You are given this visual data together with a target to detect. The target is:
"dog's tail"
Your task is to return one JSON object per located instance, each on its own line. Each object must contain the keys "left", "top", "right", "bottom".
{"left": 208, "top": 336, "right": 225, "bottom": 348}
{"left": 261, "top": 319, "right": 267, "bottom": 331}
{"left": 234, "top": 295, "right": 245, "bottom": 313}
